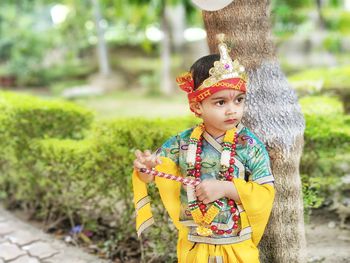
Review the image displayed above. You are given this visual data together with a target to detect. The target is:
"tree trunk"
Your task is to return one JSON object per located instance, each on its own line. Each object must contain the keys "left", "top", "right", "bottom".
{"left": 167, "top": 3, "right": 186, "bottom": 52}
{"left": 316, "top": 0, "right": 325, "bottom": 29}
{"left": 92, "top": 0, "right": 111, "bottom": 76}
{"left": 160, "top": 6, "right": 173, "bottom": 96}
{"left": 203, "top": 1, "right": 307, "bottom": 262}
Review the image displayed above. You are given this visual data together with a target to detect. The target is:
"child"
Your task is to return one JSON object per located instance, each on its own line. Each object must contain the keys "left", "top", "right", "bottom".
{"left": 132, "top": 37, "right": 275, "bottom": 263}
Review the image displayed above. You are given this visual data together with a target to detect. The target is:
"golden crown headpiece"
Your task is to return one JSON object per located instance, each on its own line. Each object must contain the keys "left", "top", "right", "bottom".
{"left": 199, "top": 34, "right": 247, "bottom": 90}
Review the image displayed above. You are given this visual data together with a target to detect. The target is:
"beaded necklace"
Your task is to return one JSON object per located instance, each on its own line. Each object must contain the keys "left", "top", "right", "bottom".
{"left": 186, "top": 123, "right": 240, "bottom": 236}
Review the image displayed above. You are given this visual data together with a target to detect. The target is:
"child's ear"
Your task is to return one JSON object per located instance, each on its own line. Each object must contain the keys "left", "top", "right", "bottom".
{"left": 190, "top": 102, "right": 202, "bottom": 117}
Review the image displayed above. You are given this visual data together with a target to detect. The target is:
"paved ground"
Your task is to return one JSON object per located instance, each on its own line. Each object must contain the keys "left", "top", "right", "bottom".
{"left": 0, "top": 206, "right": 108, "bottom": 263}
{"left": 306, "top": 209, "right": 350, "bottom": 263}
{"left": 1, "top": 204, "right": 349, "bottom": 263}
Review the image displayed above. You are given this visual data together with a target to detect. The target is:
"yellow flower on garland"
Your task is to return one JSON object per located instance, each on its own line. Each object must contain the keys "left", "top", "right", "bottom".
{"left": 224, "top": 127, "right": 237, "bottom": 143}
{"left": 191, "top": 124, "right": 205, "bottom": 140}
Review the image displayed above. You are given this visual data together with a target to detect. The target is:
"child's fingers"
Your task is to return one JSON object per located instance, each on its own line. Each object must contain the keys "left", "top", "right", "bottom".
{"left": 195, "top": 186, "right": 203, "bottom": 197}
{"left": 135, "top": 150, "right": 145, "bottom": 162}
{"left": 149, "top": 155, "right": 161, "bottom": 166}
{"left": 135, "top": 149, "right": 142, "bottom": 158}
{"left": 133, "top": 160, "right": 146, "bottom": 169}
{"left": 144, "top": 150, "right": 151, "bottom": 156}
{"left": 156, "top": 156, "right": 162, "bottom": 165}
{"left": 196, "top": 193, "right": 206, "bottom": 202}
{"left": 202, "top": 198, "right": 210, "bottom": 204}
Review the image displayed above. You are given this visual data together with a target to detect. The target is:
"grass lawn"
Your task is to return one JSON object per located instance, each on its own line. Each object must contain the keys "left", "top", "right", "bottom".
{"left": 74, "top": 89, "right": 191, "bottom": 119}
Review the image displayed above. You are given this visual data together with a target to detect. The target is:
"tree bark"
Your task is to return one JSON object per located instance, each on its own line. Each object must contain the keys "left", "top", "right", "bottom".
{"left": 203, "top": 1, "right": 307, "bottom": 262}
{"left": 160, "top": 6, "right": 173, "bottom": 95}
{"left": 167, "top": 3, "right": 186, "bottom": 52}
{"left": 92, "top": 0, "right": 111, "bottom": 76}
{"left": 316, "top": 0, "right": 325, "bottom": 29}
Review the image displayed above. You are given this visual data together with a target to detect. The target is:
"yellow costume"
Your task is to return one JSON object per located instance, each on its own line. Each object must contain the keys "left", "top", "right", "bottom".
{"left": 133, "top": 126, "right": 275, "bottom": 263}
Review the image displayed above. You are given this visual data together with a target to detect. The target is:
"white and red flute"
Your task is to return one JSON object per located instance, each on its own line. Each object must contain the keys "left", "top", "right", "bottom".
{"left": 139, "top": 168, "right": 201, "bottom": 186}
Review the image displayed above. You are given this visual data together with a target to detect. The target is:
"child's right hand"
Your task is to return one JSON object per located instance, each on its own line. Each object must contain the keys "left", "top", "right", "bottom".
{"left": 133, "top": 149, "right": 162, "bottom": 183}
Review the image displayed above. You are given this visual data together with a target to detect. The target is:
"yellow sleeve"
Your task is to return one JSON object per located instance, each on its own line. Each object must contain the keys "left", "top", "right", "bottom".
{"left": 132, "top": 156, "right": 184, "bottom": 237}
{"left": 132, "top": 168, "right": 154, "bottom": 237}
{"left": 233, "top": 178, "right": 275, "bottom": 245}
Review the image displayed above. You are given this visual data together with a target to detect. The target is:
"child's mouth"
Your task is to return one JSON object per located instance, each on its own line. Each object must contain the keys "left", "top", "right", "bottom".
{"left": 224, "top": 119, "right": 236, "bottom": 124}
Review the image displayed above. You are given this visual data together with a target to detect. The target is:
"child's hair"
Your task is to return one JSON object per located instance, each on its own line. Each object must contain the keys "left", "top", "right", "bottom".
{"left": 190, "top": 54, "right": 220, "bottom": 90}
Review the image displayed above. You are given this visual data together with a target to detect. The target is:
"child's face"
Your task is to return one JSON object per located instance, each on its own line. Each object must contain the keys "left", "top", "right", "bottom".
{"left": 194, "top": 89, "right": 246, "bottom": 137}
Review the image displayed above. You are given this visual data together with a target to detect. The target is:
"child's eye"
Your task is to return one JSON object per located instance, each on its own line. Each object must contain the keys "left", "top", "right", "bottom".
{"left": 236, "top": 97, "right": 245, "bottom": 103}
{"left": 215, "top": 100, "right": 225, "bottom": 106}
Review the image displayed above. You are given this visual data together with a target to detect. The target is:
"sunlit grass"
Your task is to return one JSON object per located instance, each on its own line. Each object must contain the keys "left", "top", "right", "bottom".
{"left": 289, "top": 65, "right": 350, "bottom": 90}
{"left": 299, "top": 96, "right": 344, "bottom": 115}
{"left": 74, "top": 89, "right": 190, "bottom": 119}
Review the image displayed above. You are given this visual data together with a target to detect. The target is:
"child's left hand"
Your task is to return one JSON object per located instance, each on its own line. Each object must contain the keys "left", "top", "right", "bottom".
{"left": 195, "top": 179, "right": 227, "bottom": 204}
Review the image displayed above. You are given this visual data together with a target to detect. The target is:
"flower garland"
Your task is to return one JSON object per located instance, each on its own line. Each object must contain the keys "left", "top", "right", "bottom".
{"left": 187, "top": 123, "right": 240, "bottom": 236}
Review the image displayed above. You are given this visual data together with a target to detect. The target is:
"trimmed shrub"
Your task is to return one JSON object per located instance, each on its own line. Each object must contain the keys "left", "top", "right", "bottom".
{"left": 299, "top": 96, "right": 344, "bottom": 116}
{"left": 0, "top": 91, "right": 94, "bottom": 207}
{"left": 289, "top": 67, "right": 350, "bottom": 112}
{"left": 300, "top": 96, "right": 350, "bottom": 212}
{"left": 289, "top": 66, "right": 350, "bottom": 91}
{"left": 29, "top": 139, "right": 99, "bottom": 225}
{"left": 0, "top": 100, "right": 16, "bottom": 199}
{"left": 0, "top": 91, "right": 94, "bottom": 141}
{"left": 302, "top": 113, "right": 350, "bottom": 206}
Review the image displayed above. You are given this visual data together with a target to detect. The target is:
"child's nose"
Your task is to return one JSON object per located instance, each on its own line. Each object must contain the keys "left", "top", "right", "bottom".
{"left": 226, "top": 104, "right": 236, "bottom": 115}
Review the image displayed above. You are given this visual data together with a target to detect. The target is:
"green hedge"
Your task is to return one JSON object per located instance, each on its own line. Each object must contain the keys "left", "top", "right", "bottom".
{"left": 0, "top": 101, "right": 15, "bottom": 198}
{"left": 300, "top": 96, "right": 350, "bottom": 211}
{"left": 289, "top": 67, "right": 350, "bottom": 112}
{"left": 299, "top": 96, "right": 344, "bottom": 116}
{"left": 301, "top": 113, "right": 350, "bottom": 211}
{"left": 289, "top": 66, "right": 350, "bottom": 91}
{"left": 0, "top": 91, "right": 94, "bottom": 207}
{"left": 29, "top": 139, "right": 99, "bottom": 224}
{"left": 0, "top": 92, "right": 94, "bottom": 141}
